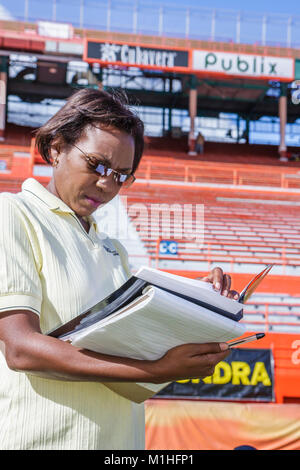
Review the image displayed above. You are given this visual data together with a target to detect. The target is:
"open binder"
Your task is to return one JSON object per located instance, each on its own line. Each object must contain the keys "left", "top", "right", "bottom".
{"left": 48, "top": 265, "right": 273, "bottom": 403}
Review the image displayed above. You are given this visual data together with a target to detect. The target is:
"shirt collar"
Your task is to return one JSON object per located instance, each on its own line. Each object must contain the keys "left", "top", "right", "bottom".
{"left": 22, "top": 178, "right": 98, "bottom": 231}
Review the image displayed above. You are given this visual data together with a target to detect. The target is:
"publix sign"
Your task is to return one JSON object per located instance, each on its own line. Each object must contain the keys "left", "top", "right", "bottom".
{"left": 193, "top": 50, "right": 294, "bottom": 80}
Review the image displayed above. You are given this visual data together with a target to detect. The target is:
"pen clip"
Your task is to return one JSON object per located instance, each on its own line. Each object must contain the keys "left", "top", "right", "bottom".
{"left": 238, "top": 264, "right": 274, "bottom": 304}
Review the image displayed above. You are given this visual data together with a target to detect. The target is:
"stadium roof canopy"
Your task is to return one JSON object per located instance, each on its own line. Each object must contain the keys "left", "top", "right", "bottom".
{"left": 2, "top": 20, "right": 300, "bottom": 124}
{"left": 8, "top": 62, "right": 299, "bottom": 124}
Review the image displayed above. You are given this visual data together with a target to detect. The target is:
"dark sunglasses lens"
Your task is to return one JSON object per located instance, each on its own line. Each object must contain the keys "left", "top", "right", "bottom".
{"left": 121, "top": 175, "right": 135, "bottom": 187}
{"left": 95, "top": 163, "right": 106, "bottom": 176}
{"left": 119, "top": 174, "right": 128, "bottom": 183}
{"left": 94, "top": 163, "right": 134, "bottom": 187}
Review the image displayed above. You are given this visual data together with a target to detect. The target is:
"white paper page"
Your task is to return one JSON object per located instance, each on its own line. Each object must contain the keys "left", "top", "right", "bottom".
{"left": 71, "top": 286, "right": 245, "bottom": 361}
{"left": 135, "top": 266, "right": 242, "bottom": 316}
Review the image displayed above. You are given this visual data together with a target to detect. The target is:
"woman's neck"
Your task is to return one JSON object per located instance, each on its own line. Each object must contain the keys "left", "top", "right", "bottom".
{"left": 46, "top": 179, "right": 90, "bottom": 233}
{"left": 77, "top": 215, "right": 90, "bottom": 233}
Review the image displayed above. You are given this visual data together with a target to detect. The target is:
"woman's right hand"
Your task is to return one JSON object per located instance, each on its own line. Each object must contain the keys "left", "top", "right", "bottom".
{"left": 151, "top": 342, "right": 230, "bottom": 383}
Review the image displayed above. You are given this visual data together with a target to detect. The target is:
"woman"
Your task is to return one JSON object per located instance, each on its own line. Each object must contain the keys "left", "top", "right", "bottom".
{"left": 0, "top": 88, "right": 239, "bottom": 450}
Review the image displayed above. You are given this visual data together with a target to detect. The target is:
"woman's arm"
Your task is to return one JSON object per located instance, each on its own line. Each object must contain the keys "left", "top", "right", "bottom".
{"left": 0, "top": 309, "right": 230, "bottom": 384}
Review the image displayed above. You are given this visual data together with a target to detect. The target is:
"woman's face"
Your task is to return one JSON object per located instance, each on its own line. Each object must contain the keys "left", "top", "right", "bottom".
{"left": 47, "top": 125, "right": 135, "bottom": 217}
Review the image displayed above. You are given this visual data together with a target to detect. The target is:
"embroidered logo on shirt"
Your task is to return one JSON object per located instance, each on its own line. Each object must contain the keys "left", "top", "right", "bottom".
{"left": 103, "top": 244, "right": 120, "bottom": 256}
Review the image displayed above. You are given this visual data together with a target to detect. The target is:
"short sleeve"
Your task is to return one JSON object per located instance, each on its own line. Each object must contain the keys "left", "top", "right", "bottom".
{"left": 0, "top": 194, "right": 42, "bottom": 316}
{"left": 110, "top": 238, "right": 132, "bottom": 279}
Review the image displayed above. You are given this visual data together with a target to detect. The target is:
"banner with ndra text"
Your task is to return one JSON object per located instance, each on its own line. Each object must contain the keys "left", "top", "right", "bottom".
{"left": 156, "top": 348, "right": 274, "bottom": 402}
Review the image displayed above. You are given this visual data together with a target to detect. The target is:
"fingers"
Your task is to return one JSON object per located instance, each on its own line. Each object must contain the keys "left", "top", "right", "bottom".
{"left": 202, "top": 267, "right": 231, "bottom": 294}
{"left": 227, "top": 290, "right": 240, "bottom": 301}
{"left": 201, "top": 267, "right": 240, "bottom": 300}
{"left": 201, "top": 266, "right": 223, "bottom": 291}
{"left": 196, "top": 354, "right": 229, "bottom": 378}
{"left": 177, "top": 341, "right": 229, "bottom": 356}
{"left": 183, "top": 342, "right": 231, "bottom": 378}
{"left": 220, "top": 273, "right": 231, "bottom": 296}
{"left": 212, "top": 267, "right": 223, "bottom": 292}
{"left": 161, "top": 342, "right": 232, "bottom": 382}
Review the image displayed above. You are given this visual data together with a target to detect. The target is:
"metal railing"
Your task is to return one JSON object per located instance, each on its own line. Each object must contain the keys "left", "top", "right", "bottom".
{"left": 242, "top": 301, "right": 300, "bottom": 333}
{"left": 148, "top": 237, "right": 300, "bottom": 272}
{"left": 4, "top": 0, "right": 300, "bottom": 50}
{"left": 137, "top": 160, "right": 300, "bottom": 189}
{"left": 127, "top": 251, "right": 300, "bottom": 333}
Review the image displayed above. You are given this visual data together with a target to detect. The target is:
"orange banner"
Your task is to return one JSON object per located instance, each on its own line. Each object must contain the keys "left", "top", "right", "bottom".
{"left": 145, "top": 399, "right": 300, "bottom": 450}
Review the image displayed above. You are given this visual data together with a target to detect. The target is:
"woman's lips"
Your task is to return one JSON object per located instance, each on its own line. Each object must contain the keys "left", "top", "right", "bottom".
{"left": 85, "top": 196, "right": 103, "bottom": 208}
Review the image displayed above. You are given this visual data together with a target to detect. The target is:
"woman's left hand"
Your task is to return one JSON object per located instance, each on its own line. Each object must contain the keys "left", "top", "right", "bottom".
{"left": 198, "top": 267, "right": 240, "bottom": 300}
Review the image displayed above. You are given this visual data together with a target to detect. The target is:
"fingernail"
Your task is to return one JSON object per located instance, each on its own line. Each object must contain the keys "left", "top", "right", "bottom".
{"left": 219, "top": 342, "right": 229, "bottom": 351}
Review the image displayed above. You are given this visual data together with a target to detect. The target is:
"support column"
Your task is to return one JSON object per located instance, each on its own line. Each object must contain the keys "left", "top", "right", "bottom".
{"left": 245, "top": 116, "right": 250, "bottom": 144}
{"left": 279, "top": 82, "right": 288, "bottom": 162}
{"left": 168, "top": 106, "right": 172, "bottom": 134}
{"left": 236, "top": 115, "right": 240, "bottom": 143}
{"left": 0, "top": 57, "right": 8, "bottom": 141}
{"left": 168, "top": 77, "right": 173, "bottom": 135}
{"left": 162, "top": 77, "right": 166, "bottom": 135}
{"left": 188, "top": 75, "right": 197, "bottom": 155}
{"left": 162, "top": 107, "right": 166, "bottom": 135}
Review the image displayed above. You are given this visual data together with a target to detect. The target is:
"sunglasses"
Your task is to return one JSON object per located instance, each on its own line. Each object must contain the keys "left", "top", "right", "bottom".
{"left": 73, "top": 144, "right": 136, "bottom": 188}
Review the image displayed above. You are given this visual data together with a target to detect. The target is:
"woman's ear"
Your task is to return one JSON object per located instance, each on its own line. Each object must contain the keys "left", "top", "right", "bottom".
{"left": 49, "top": 137, "right": 62, "bottom": 164}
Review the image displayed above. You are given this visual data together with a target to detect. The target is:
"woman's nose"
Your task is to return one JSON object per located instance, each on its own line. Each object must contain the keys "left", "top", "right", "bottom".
{"left": 95, "top": 174, "right": 118, "bottom": 192}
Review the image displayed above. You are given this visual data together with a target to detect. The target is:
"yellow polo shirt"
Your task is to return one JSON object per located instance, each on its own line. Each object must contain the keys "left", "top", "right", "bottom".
{"left": 0, "top": 178, "right": 145, "bottom": 450}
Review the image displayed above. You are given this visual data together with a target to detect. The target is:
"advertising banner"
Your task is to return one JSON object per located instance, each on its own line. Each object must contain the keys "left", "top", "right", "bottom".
{"left": 84, "top": 39, "right": 190, "bottom": 72}
{"left": 157, "top": 348, "right": 275, "bottom": 402}
{"left": 84, "top": 40, "right": 295, "bottom": 80}
{"left": 192, "top": 50, "right": 294, "bottom": 80}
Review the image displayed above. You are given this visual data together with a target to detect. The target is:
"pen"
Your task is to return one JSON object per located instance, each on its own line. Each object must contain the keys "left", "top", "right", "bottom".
{"left": 227, "top": 333, "right": 265, "bottom": 348}
{"left": 238, "top": 264, "right": 274, "bottom": 304}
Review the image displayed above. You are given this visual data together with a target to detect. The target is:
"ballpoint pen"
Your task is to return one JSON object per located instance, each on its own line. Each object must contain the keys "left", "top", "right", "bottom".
{"left": 227, "top": 333, "right": 265, "bottom": 348}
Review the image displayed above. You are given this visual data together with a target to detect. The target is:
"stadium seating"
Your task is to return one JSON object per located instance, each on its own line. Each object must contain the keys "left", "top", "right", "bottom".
{"left": 144, "top": 137, "right": 300, "bottom": 166}
{"left": 1, "top": 132, "right": 300, "bottom": 335}
{"left": 242, "top": 293, "right": 300, "bottom": 333}
{"left": 120, "top": 169, "right": 300, "bottom": 335}
{"left": 123, "top": 181, "right": 300, "bottom": 271}
{"left": 138, "top": 153, "right": 300, "bottom": 190}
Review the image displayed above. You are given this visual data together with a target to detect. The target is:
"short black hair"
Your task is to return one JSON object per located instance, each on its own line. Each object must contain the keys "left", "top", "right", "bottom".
{"left": 34, "top": 88, "right": 144, "bottom": 173}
